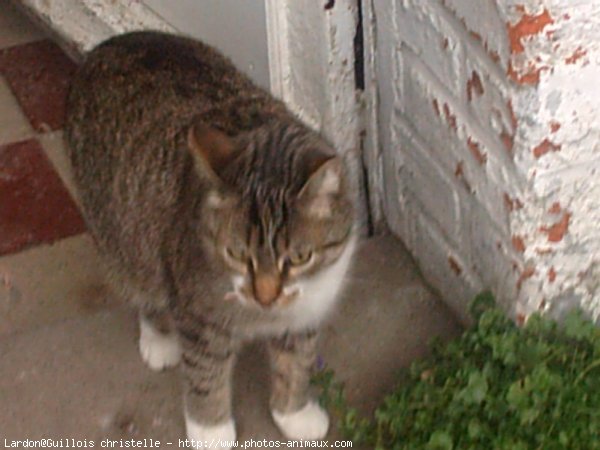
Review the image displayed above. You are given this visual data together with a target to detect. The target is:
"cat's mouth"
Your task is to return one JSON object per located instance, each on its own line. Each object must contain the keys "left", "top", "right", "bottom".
{"left": 224, "top": 285, "right": 301, "bottom": 310}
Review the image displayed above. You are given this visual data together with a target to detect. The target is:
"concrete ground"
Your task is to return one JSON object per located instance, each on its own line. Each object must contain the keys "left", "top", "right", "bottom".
{"left": 0, "top": 2, "right": 461, "bottom": 447}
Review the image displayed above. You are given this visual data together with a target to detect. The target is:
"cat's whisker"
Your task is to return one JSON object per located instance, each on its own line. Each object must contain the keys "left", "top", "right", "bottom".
{"left": 283, "top": 285, "right": 301, "bottom": 297}
{"left": 277, "top": 286, "right": 301, "bottom": 307}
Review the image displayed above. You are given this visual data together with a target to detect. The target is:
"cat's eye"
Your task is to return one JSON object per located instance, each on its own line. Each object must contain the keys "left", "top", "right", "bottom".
{"left": 287, "top": 248, "right": 313, "bottom": 266}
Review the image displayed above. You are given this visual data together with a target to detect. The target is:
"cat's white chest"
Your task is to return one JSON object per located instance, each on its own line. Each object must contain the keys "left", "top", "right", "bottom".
{"left": 283, "top": 236, "right": 357, "bottom": 331}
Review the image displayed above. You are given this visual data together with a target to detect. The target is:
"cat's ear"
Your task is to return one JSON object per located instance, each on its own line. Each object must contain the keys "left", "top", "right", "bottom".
{"left": 187, "top": 121, "right": 238, "bottom": 183}
{"left": 297, "top": 155, "right": 344, "bottom": 218}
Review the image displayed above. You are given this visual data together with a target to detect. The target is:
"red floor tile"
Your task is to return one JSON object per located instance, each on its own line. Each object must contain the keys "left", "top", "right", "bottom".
{"left": 0, "top": 139, "right": 85, "bottom": 255}
{"left": 0, "top": 40, "right": 77, "bottom": 132}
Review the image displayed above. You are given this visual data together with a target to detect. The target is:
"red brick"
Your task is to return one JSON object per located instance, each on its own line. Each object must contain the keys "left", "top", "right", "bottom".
{"left": 0, "top": 139, "right": 85, "bottom": 255}
{"left": 0, "top": 40, "right": 77, "bottom": 132}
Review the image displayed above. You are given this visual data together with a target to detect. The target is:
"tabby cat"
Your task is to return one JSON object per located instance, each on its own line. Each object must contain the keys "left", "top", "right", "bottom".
{"left": 65, "top": 31, "right": 355, "bottom": 447}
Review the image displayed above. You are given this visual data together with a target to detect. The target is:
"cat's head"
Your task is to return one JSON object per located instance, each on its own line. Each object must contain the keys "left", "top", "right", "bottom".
{"left": 187, "top": 120, "right": 354, "bottom": 310}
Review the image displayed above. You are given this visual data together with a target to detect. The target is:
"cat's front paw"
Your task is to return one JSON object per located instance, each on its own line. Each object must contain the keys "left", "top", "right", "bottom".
{"left": 185, "top": 414, "right": 236, "bottom": 450}
{"left": 139, "top": 317, "right": 181, "bottom": 371}
{"left": 272, "top": 401, "right": 329, "bottom": 440}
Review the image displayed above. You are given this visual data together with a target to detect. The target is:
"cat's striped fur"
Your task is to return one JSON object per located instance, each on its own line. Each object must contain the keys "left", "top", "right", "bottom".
{"left": 65, "top": 31, "right": 355, "bottom": 446}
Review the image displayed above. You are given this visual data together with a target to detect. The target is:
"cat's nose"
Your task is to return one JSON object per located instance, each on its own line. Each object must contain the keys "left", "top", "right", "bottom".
{"left": 253, "top": 274, "right": 281, "bottom": 307}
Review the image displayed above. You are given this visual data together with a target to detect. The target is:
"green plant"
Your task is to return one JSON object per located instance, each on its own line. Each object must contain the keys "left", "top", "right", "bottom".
{"left": 312, "top": 292, "right": 600, "bottom": 449}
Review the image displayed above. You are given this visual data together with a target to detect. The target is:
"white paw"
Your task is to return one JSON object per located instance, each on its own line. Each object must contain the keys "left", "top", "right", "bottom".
{"left": 272, "top": 401, "right": 329, "bottom": 440}
{"left": 139, "top": 316, "right": 181, "bottom": 371}
{"left": 185, "top": 413, "right": 236, "bottom": 449}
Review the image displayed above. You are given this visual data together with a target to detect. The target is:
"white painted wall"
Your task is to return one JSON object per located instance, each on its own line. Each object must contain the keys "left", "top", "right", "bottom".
{"left": 143, "top": 0, "right": 271, "bottom": 89}
{"left": 366, "top": 0, "right": 600, "bottom": 323}
{"left": 500, "top": 0, "right": 600, "bottom": 322}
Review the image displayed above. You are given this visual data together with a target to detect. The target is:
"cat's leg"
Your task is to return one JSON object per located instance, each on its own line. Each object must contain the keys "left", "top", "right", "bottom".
{"left": 268, "top": 330, "right": 329, "bottom": 440}
{"left": 139, "top": 309, "right": 182, "bottom": 371}
{"left": 108, "top": 269, "right": 181, "bottom": 371}
{"left": 179, "top": 323, "right": 238, "bottom": 450}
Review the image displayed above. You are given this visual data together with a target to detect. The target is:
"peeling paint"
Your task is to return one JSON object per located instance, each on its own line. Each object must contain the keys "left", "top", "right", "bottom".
{"left": 540, "top": 212, "right": 571, "bottom": 243}
{"left": 454, "top": 161, "right": 463, "bottom": 177}
{"left": 443, "top": 103, "right": 458, "bottom": 131}
{"left": 512, "top": 235, "right": 526, "bottom": 253}
{"left": 500, "top": 130, "right": 514, "bottom": 153}
{"left": 467, "top": 137, "right": 487, "bottom": 165}
{"left": 454, "top": 161, "right": 472, "bottom": 192}
{"left": 548, "top": 202, "right": 562, "bottom": 214}
{"left": 507, "top": 8, "right": 553, "bottom": 55}
{"left": 507, "top": 60, "right": 547, "bottom": 85}
{"left": 505, "top": 7, "right": 555, "bottom": 87}
{"left": 469, "top": 30, "right": 482, "bottom": 43}
{"left": 507, "top": 99, "right": 518, "bottom": 129}
{"left": 533, "top": 138, "right": 561, "bottom": 158}
{"left": 504, "top": 193, "right": 523, "bottom": 211}
{"left": 466, "top": 70, "right": 484, "bottom": 101}
{"left": 565, "top": 46, "right": 587, "bottom": 65}
{"left": 536, "top": 248, "right": 554, "bottom": 256}
{"left": 517, "top": 266, "right": 536, "bottom": 291}
{"left": 548, "top": 267, "right": 557, "bottom": 283}
{"left": 432, "top": 98, "right": 440, "bottom": 116}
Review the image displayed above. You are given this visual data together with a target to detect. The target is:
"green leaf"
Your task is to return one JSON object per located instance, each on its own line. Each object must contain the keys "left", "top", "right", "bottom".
{"left": 469, "top": 291, "right": 495, "bottom": 320}
{"left": 520, "top": 407, "right": 540, "bottom": 425}
{"left": 457, "top": 371, "right": 488, "bottom": 406}
{"left": 507, "top": 380, "right": 528, "bottom": 410}
{"left": 467, "top": 419, "right": 483, "bottom": 439}
{"left": 529, "top": 364, "right": 560, "bottom": 392}
{"left": 487, "top": 333, "right": 518, "bottom": 365}
{"left": 525, "top": 312, "right": 555, "bottom": 335}
{"left": 564, "top": 309, "right": 595, "bottom": 341}
{"left": 558, "top": 431, "right": 569, "bottom": 446}
{"left": 427, "top": 430, "right": 453, "bottom": 450}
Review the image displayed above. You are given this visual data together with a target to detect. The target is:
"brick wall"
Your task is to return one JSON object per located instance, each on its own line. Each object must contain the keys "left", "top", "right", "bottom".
{"left": 370, "top": 0, "right": 600, "bottom": 323}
